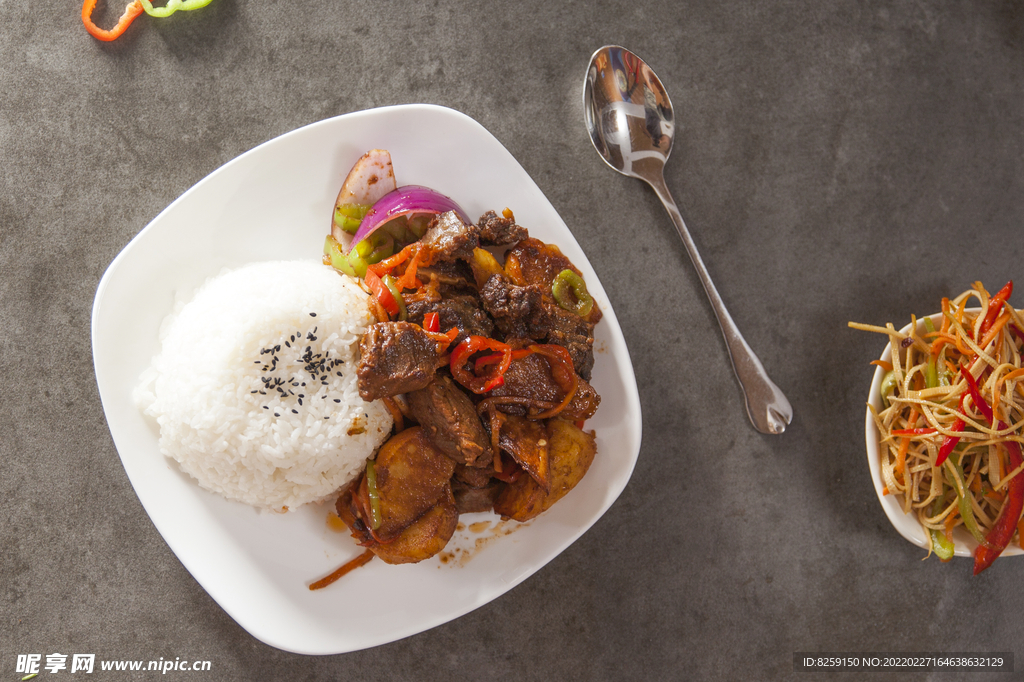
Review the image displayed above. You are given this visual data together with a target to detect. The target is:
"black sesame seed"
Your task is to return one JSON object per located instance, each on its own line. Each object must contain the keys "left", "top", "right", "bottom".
{"left": 292, "top": 409, "right": 298, "bottom": 414}
{"left": 310, "top": 313, "right": 317, "bottom": 317}
{"left": 334, "top": 399, "right": 341, "bottom": 403}
{"left": 263, "top": 406, "right": 269, "bottom": 410}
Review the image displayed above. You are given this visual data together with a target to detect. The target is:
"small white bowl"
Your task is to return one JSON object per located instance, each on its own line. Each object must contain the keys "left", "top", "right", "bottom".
{"left": 864, "top": 311, "right": 1022, "bottom": 559}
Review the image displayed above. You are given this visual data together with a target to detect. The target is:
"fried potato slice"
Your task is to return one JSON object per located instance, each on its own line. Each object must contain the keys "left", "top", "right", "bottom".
{"left": 374, "top": 426, "right": 457, "bottom": 542}
{"left": 371, "top": 487, "right": 459, "bottom": 565}
{"left": 493, "top": 419, "right": 595, "bottom": 522}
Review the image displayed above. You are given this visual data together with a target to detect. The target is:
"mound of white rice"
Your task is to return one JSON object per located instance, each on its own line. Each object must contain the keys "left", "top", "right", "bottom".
{"left": 134, "top": 260, "right": 392, "bottom": 511}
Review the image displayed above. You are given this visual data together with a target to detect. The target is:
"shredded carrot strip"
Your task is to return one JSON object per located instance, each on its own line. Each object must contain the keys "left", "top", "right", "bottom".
{"left": 994, "top": 368, "right": 1024, "bottom": 417}
{"left": 978, "top": 311, "right": 1012, "bottom": 351}
{"left": 309, "top": 549, "right": 375, "bottom": 590}
{"left": 871, "top": 360, "right": 894, "bottom": 371}
{"left": 367, "top": 244, "right": 414, "bottom": 277}
{"left": 929, "top": 334, "right": 957, "bottom": 356}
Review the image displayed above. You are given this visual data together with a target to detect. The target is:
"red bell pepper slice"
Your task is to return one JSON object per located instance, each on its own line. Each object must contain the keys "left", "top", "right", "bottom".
{"left": 935, "top": 392, "right": 966, "bottom": 467}
{"left": 978, "top": 281, "right": 1013, "bottom": 341}
{"left": 422, "top": 312, "right": 440, "bottom": 333}
{"left": 973, "top": 439, "right": 1024, "bottom": 574}
{"left": 363, "top": 269, "right": 399, "bottom": 318}
{"left": 961, "top": 365, "right": 994, "bottom": 423}
{"left": 957, "top": 362, "right": 1024, "bottom": 573}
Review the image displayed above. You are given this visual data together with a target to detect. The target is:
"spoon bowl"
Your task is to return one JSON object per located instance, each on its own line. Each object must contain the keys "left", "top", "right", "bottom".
{"left": 584, "top": 45, "right": 792, "bottom": 435}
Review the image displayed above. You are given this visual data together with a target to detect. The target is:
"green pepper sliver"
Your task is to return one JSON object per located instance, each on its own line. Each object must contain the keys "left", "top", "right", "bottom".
{"left": 879, "top": 370, "right": 897, "bottom": 408}
{"left": 929, "top": 494, "right": 955, "bottom": 561}
{"left": 551, "top": 269, "right": 594, "bottom": 317}
{"left": 945, "top": 456, "right": 986, "bottom": 544}
{"left": 365, "top": 460, "right": 383, "bottom": 530}
{"left": 922, "top": 318, "right": 939, "bottom": 389}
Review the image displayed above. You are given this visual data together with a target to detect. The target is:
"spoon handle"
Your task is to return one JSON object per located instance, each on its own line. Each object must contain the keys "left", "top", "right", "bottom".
{"left": 646, "top": 172, "right": 793, "bottom": 434}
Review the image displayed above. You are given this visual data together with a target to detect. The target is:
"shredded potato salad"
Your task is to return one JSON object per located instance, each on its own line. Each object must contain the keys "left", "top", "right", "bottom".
{"left": 849, "top": 281, "right": 1024, "bottom": 574}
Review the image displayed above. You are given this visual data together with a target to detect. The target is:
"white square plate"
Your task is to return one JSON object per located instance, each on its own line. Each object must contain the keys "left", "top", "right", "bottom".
{"left": 92, "top": 104, "right": 643, "bottom": 654}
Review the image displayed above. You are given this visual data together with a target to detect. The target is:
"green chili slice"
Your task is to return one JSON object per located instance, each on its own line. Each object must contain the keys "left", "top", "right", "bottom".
{"left": 551, "top": 269, "right": 594, "bottom": 317}
{"left": 382, "top": 274, "right": 407, "bottom": 321}
{"left": 365, "top": 460, "right": 382, "bottom": 530}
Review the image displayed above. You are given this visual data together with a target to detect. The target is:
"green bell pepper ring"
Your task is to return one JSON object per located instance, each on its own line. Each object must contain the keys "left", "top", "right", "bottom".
{"left": 140, "top": 0, "right": 214, "bottom": 18}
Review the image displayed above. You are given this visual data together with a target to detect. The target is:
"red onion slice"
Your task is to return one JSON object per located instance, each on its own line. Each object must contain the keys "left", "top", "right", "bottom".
{"left": 346, "top": 185, "right": 470, "bottom": 253}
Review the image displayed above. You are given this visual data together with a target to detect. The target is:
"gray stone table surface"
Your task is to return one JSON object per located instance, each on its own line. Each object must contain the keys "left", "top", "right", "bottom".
{"left": 3, "top": 1, "right": 1024, "bottom": 680}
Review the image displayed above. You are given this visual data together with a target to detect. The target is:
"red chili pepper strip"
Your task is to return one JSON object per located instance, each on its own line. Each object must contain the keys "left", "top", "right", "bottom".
{"left": 978, "top": 281, "right": 1013, "bottom": 341}
{"left": 423, "top": 312, "right": 439, "bottom": 333}
{"left": 364, "top": 269, "right": 399, "bottom": 318}
{"left": 423, "top": 327, "right": 459, "bottom": 348}
{"left": 450, "top": 336, "right": 513, "bottom": 394}
{"left": 961, "top": 365, "right": 994, "bottom": 423}
{"left": 474, "top": 352, "right": 507, "bottom": 374}
{"left": 82, "top": 0, "right": 144, "bottom": 41}
{"left": 935, "top": 392, "right": 966, "bottom": 467}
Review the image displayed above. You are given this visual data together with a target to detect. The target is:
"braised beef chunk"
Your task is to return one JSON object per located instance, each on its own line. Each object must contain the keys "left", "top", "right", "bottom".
{"left": 357, "top": 322, "right": 446, "bottom": 400}
{"left": 416, "top": 259, "right": 477, "bottom": 295}
{"left": 421, "top": 211, "right": 479, "bottom": 262}
{"left": 454, "top": 462, "right": 495, "bottom": 488}
{"left": 478, "top": 274, "right": 544, "bottom": 339}
{"left": 562, "top": 378, "right": 601, "bottom": 421}
{"left": 452, "top": 479, "right": 502, "bottom": 514}
{"left": 489, "top": 352, "right": 601, "bottom": 418}
{"left": 476, "top": 210, "right": 528, "bottom": 245}
{"left": 407, "top": 375, "right": 493, "bottom": 468}
{"left": 533, "top": 303, "right": 596, "bottom": 380}
{"left": 504, "top": 237, "right": 603, "bottom": 327}
{"left": 406, "top": 295, "right": 494, "bottom": 346}
{"left": 504, "top": 238, "right": 576, "bottom": 287}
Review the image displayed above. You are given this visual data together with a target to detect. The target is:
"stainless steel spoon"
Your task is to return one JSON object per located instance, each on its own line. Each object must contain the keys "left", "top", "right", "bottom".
{"left": 583, "top": 45, "right": 792, "bottom": 434}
